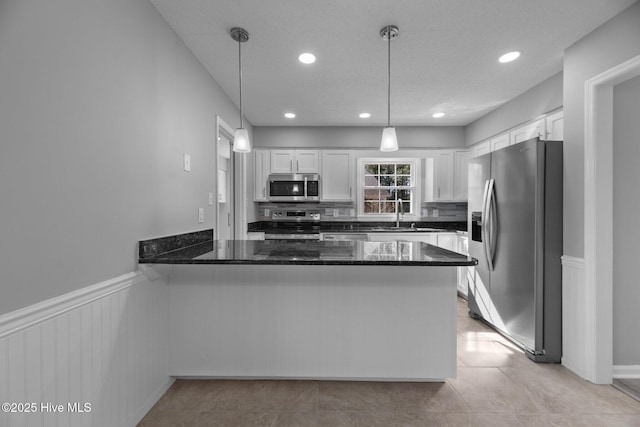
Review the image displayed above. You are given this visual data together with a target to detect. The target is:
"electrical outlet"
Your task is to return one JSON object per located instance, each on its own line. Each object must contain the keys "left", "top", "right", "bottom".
{"left": 333, "top": 209, "right": 339, "bottom": 217}
{"left": 198, "top": 208, "right": 204, "bottom": 223}
{"left": 432, "top": 209, "right": 439, "bottom": 218}
{"left": 184, "top": 154, "right": 191, "bottom": 172}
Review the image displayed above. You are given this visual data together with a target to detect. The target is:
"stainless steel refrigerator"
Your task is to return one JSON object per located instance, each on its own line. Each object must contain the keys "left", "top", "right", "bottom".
{"left": 467, "top": 137, "right": 562, "bottom": 362}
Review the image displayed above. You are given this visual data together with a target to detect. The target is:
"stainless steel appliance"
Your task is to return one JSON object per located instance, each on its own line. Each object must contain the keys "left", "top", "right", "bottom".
{"left": 467, "top": 138, "right": 562, "bottom": 362}
{"left": 268, "top": 173, "right": 320, "bottom": 202}
{"left": 263, "top": 209, "right": 321, "bottom": 240}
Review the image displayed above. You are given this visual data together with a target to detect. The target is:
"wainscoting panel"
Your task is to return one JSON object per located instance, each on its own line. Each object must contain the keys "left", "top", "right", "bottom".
{"left": 0, "top": 270, "right": 172, "bottom": 427}
{"left": 561, "top": 256, "right": 588, "bottom": 379}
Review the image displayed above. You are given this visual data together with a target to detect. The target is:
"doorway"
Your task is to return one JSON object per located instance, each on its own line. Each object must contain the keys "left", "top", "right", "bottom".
{"left": 584, "top": 54, "right": 640, "bottom": 384}
{"left": 216, "top": 117, "right": 235, "bottom": 240}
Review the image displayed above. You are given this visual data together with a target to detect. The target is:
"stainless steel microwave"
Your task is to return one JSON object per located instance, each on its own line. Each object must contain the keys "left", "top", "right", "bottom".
{"left": 268, "top": 174, "right": 320, "bottom": 202}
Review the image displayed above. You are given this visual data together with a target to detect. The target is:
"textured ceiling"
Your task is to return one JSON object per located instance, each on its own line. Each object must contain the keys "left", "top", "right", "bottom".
{"left": 148, "top": 0, "right": 636, "bottom": 126}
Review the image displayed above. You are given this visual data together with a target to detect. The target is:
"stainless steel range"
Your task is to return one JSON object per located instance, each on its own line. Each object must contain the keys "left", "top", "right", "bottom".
{"left": 263, "top": 209, "right": 321, "bottom": 240}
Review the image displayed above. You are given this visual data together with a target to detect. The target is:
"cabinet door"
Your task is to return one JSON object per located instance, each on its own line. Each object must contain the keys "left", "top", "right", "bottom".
{"left": 270, "top": 150, "right": 295, "bottom": 173}
{"left": 436, "top": 233, "right": 457, "bottom": 251}
{"left": 295, "top": 150, "right": 320, "bottom": 173}
{"left": 453, "top": 150, "right": 468, "bottom": 201}
{"left": 435, "top": 151, "right": 454, "bottom": 201}
{"left": 545, "top": 110, "right": 564, "bottom": 140}
{"left": 469, "top": 141, "right": 490, "bottom": 159}
{"left": 490, "top": 133, "right": 510, "bottom": 152}
{"left": 321, "top": 150, "right": 353, "bottom": 201}
{"left": 510, "top": 119, "right": 545, "bottom": 145}
{"left": 254, "top": 149, "right": 270, "bottom": 201}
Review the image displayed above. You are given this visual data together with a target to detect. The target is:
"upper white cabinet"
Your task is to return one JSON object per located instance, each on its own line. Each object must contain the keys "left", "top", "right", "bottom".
{"left": 270, "top": 149, "right": 319, "bottom": 174}
{"left": 468, "top": 141, "right": 490, "bottom": 159}
{"left": 254, "top": 148, "right": 270, "bottom": 201}
{"left": 321, "top": 150, "right": 354, "bottom": 201}
{"left": 427, "top": 150, "right": 468, "bottom": 202}
{"left": 545, "top": 110, "right": 564, "bottom": 140}
{"left": 490, "top": 133, "right": 510, "bottom": 152}
{"left": 510, "top": 118, "right": 545, "bottom": 145}
{"left": 453, "top": 150, "right": 468, "bottom": 201}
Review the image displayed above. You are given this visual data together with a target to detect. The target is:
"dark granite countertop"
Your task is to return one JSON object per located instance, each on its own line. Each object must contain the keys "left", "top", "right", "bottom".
{"left": 248, "top": 221, "right": 466, "bottom": 234}
{"left": 138, "top": 238, "right": 477, "bottom": 267}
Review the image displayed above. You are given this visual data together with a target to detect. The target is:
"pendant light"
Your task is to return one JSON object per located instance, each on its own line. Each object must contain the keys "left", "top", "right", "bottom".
{"left": 380, "top": 25, "right": 399, "bottom": 152}
{"left": 230, "top": 27, "right": 251, "bottom": 153}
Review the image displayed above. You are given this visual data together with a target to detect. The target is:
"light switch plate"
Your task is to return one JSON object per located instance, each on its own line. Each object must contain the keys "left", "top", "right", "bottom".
{"left": 184, "top": 154, "right": 191, "bottom": 172}
{"left": 208, "top": 192, "right": 214, "bottom": 206}
{"left": 432, "top": 209, "right": 439, "bottom": 218}
{"left": 333, "top": 209, "right": 339, "bottom": 217}
{"left": 198, "top": 208, "right": 204, "bottom": 223}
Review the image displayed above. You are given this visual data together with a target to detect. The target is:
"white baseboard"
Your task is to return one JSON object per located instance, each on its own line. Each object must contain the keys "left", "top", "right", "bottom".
{"left": 0, "top": 270, "right": 170, "bottom": 427}
{"left": 613, "top": 365, "right": 640, "bottom": 379}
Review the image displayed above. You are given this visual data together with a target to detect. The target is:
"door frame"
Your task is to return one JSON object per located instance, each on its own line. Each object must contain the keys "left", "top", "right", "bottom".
{"left": 584, "top": 54, "right": 640, "bottom": 384}
{"left": 215, "top": 115, "right": 248, "bottom": 240}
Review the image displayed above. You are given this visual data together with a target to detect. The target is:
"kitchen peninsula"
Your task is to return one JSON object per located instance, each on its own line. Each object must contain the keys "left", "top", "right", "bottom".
{"left": 139, "top": 230, "right": 476, "bottom": 381}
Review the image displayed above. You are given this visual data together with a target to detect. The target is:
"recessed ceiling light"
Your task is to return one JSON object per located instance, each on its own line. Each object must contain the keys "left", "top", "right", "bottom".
{"left": 359, "top": 112, "right": 371, "bottom": 119}
{"left": 432, "top": 112, "right": 445, "bottom": 118}
{"left": 284, "top": 113, "right": 296, "bottom": 119}
{"left": 499, "top": 51, "right": 521, "bottom": 63}
{"left": 298, "top": 53, "right": 316, "bottom": 64}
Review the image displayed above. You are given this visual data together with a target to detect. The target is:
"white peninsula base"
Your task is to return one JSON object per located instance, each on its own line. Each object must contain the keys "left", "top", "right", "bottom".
{"left": 167, "top": 264, "right": 458, "bottom": 381}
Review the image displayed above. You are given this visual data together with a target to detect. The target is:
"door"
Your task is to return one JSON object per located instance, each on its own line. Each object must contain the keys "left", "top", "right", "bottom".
{"left": 488, "top": 139, "right": 544, "bottom": 351}
{"left": 467, "top": 153, "right": 491, "bottom": 320}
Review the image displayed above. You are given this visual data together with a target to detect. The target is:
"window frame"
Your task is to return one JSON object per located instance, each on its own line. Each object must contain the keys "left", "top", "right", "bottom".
{"left": 356, "top": 158, "right": 420, "bottom": 219}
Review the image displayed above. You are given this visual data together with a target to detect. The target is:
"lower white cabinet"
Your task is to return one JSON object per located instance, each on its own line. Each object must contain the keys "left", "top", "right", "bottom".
{"left": 457, "top": 233, "right": 469, "bottom": 297}
{"left": 246, "top": 232, "right": 265, "bottom": 240}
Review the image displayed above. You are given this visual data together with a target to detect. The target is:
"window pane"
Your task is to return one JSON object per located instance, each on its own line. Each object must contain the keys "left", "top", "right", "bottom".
{"left": 381, "top": 201, "right": 395, "bottom": 213}
{"left": 364, "top": 175, "right": 380, "bottom": 187}
{"left": 364, "top": 201, "right": 379, "bottom": 213}
{"left": 364, "top": 164, "right": 378, "bottom": 175}
{"left": 397, "top": 189, "right": 411, "bottom": 200}
{"left": 364, "top": 189, "right": 379, "bottom": 200}
{"left": 396, "top": 164, "right": 410, "bottom": 174}
{"left": 380, "top": 164, "right": 395, "bottom": 174}
{"left": 380, "top": 188, "right": 393, "bottom": 201}
{"left": 401, "top": 201, "right": 411, "bottom": 213}
{"left": 379, "top": 176, "right": 395, "bottom": 187}
{"left": 396, "top": 176, "right": 411, "bottom": 186}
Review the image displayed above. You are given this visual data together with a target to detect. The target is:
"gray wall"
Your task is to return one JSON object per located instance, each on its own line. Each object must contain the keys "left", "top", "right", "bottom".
{"left": 0, "top": 0, "right": 247, "bottom": 315}
{"left": 563, "top": 1, "right": 640, "bottom": 258}
{"left": 253, "top": 126, "right": 465, "bottom": 149}
{"left": 465, "top": 72, "right": 563, "bottom": 146}
{"left": 612, "top": 74, "right": 640, "bottom": 366}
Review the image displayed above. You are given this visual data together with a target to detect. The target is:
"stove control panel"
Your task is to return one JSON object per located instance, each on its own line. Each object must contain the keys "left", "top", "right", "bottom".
{"left": 272, "top": 209, "right": 320, "bottom": 221}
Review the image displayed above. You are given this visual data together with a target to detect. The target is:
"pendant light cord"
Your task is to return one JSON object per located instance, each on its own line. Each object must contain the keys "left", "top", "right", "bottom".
{"left": 238, "top": 38, "right": 243, "bottom": 129}
{"left": 387, "top": 29, "right": 391, "bottom": 128}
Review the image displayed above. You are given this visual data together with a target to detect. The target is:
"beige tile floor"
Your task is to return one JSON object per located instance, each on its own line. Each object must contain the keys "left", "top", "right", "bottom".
{"left": 138, "top": 297, "right": 640, "bottom": 426}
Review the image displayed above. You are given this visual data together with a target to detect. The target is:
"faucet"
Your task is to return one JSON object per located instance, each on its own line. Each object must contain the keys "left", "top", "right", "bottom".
{"left": 396, "top": 199, "right": 404, "bottom": 227}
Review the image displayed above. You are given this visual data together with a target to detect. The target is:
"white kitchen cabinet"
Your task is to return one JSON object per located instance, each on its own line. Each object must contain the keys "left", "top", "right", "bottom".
{"left": 368, "top": 233, "right": 437, "bottom": 245}
{"left": 436, "top": 233, "right": 457, "bottom": 251}
{"left": 453, "top": 150, "right": 468, "bottom": 201}
{"left": 510, "top": 118, "right": 545, "bottom": 145}
{"left": 270, "top": 149, "right": 319, "bottom": 173}
{"left": 246, "top": 232, "right": 265, "bottom": 240}
{"left": 457, "top": 233, "right": 469, "bottom": 297}
{"left": 427, "top": 150, "right": 468, "bottom": 202}
{"left": 434, "top": 151, "right": 454, "bottom": 201}
{"left": 254, "top": 149, "right": 270, "bottom": 201}
{"left": 545, "top": 110, "right": 564, "bottom": 140}
{"left": 469, "top": 141, "right": 490, "bottom": 159}
{"left": 490, "top": 133, "right": 510, "bottom": 151}
{"left": 321, "top": 150, "right": 354, "bottom": 201}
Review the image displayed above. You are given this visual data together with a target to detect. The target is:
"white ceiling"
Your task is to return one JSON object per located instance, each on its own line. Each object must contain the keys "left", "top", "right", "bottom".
{"left": 148, "top": 0, "right": 636, "bottom": 127}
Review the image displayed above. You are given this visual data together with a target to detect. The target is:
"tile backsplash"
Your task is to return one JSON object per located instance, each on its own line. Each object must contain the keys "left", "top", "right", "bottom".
{"left": 256, "top": 201, "right": 467, "bottom": 222}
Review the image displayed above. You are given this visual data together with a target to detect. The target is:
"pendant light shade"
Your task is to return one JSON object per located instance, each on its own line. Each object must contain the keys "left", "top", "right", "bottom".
{"left": 380, "top": 25, "right": 399, "bottom": 152}
{"left": 230, "top": 27, "right": 251, "bottom": 153}
{"left": 380, "top": 127, "right": 398, "bottom": 152}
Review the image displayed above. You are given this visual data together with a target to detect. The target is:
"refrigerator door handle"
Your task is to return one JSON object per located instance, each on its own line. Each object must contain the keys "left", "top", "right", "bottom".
{"left": 481, "top": 180, "right": 492, "bottom": 270}
{"left": 487, "top": 178, "right": 497, "bottom": 270}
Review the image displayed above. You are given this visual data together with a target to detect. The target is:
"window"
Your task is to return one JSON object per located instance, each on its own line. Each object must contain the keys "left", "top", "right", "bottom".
{"left": 360, "top": 159, "right": 416, "bottom": 216}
